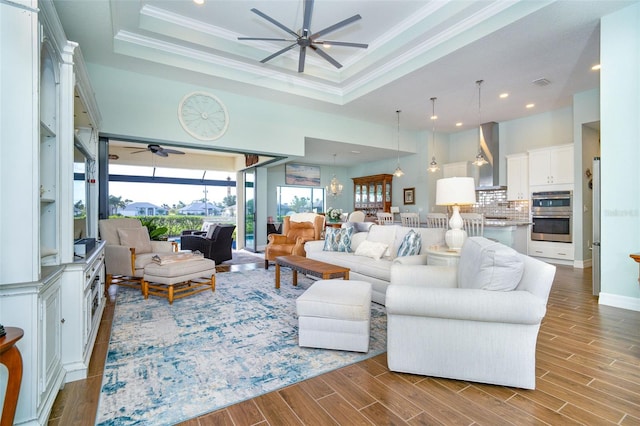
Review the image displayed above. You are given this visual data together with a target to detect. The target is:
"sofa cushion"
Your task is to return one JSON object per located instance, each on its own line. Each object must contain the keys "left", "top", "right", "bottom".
{"left": 117, "top": 227, "right": 152, "bottom": 254}
{"left": 205, "top": 224, "right": 218, "bottom": 239}
{"left": 397, "top": 230, "right": 422, "bottom": 257}
{"left": 354, "top": 240, "right": 388, "bottom": 260}
{"left": 323, "top": 226, "right": 353, "bottom": 252}
{"left": 366, "top": 225, "right": 397, "bottom": 259}
{"left": 458, "top": 237, "right": 524, "bottom": 291}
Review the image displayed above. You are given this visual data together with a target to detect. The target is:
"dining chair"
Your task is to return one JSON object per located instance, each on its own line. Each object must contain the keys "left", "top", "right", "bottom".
{"left": 461, "top": 212, "right": 484, "bottom": 237}
{"left": 425, "top": 213, "right": 448, "bottom": 229}
{"left": 400, "top": 212, "right": 420, "bottom": 227}
{"left": 376, "top": 212, "right": 394, "bottom": 225}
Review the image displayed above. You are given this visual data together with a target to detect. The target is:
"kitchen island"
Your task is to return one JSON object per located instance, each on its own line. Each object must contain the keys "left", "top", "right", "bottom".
{"left": 483, "top": 220, "right": 531, "bottom": 254}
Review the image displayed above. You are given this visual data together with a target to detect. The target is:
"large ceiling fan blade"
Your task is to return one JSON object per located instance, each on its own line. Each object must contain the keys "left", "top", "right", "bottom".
{"left": 154, "top": 150, "right": 169, "bottom": 157}
{"left": 161, "top": 148, "right": 185, "bottom": 155}
{"left": 315, "top": 40, "right": 368, "bottom": 48}
{"left": 298, "top": 46, "right": 307, "bottom": 73}
{"left": 238, "top": 37, "right": 292, "bottom": 42}
{"left": 261, "top": 42, "right": 297, "bottom": 63}
{"left": 310, "top": 45, "right": 342, "bottom": 69}
{"left": 310, "top": 14, "right": 362, "bottom": 40}
{"left": 250, "top": 8, "right": 299, "bottom": 39}
{"left": 129, "top": 149, "right": 148, "bottom": 154}
{"left": 302, "top": 0, "right": 314, "bottom": 33}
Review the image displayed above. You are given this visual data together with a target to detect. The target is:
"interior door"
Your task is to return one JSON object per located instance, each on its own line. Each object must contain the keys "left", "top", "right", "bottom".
{"left": 244, "top": 168, "right": 256, "bottom": 252}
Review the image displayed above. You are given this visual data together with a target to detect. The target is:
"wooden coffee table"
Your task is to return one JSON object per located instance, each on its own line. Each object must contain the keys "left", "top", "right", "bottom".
{"left": 274, "top": 255, "right": 350, "bottom": 289}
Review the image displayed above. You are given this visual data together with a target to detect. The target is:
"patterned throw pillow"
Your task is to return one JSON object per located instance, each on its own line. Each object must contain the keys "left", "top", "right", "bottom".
{"left": 323, "top": 226, "right": 354, "bottom": 252}
{"left": 397, "top": 230, "right": 422, "bottom": 257}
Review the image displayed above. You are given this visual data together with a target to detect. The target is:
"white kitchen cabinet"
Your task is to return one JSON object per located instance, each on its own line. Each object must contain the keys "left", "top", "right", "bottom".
{"left": 443, "top": 161, "right": 471, "bottom": 178}
{"left": 528, "top": 144, "right": 574, "bottom": 186}
{"left": 506, "top": 154, "right": 529, "bottom": 200}
{"left": 60, "top": 242, "right": 106, "bottom": 382}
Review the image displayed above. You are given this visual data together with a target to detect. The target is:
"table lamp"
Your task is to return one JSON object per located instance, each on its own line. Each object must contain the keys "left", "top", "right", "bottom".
{"left": 435, "top": 177, "right": 476, "bottom": 250}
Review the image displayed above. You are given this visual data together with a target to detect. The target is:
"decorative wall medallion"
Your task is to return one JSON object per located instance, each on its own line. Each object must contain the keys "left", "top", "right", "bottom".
{"left": 178, "top": 91, "right": 229, "bottom": 141}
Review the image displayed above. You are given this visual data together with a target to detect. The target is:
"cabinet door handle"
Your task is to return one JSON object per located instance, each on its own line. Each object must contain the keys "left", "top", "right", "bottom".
{"left": 61, "top": 318, "right": 65, "bottom": 324}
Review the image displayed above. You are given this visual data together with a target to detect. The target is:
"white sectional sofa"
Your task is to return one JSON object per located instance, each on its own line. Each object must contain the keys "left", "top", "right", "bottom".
{"left": 304, "top": 223, "right": 446, "bottom": 305}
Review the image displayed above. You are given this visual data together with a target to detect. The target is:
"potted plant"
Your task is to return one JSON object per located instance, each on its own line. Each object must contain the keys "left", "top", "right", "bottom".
{"left": 326, "top": 207, "right": 343, "bottom": 223}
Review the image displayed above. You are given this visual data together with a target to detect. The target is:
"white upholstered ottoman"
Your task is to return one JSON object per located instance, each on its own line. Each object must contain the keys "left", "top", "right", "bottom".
{"left": 296, "top": 279, "right": 372, "bottom": 352}
{"left": 142, "top": 258, "right": 216, "bottom": 304}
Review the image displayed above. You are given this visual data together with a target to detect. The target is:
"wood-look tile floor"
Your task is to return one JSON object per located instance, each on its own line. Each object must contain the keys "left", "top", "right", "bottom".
{"left": 48, "top": 263, "right": 640, "bottom": 425}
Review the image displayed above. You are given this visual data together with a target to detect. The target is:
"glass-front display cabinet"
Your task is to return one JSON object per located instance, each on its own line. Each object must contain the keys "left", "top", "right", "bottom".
{"left": 352, "top": 174, "right": 393, "bottom": 218}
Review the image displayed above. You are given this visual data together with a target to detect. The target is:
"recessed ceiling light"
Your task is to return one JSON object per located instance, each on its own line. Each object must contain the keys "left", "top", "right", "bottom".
{"left": 430, "top": 115, "right": 437, "bottom": 120}
{"left": 526, "top": 103, "right": 535, "bottom": 109}
{"left": 193, "top": 0, "right": 205, "bottom": 5}
{"left": 351, "top": 150, "right": 360, "bottom": 154}
{"left": 592, "top": 64, "right": 601, "bottom": 71}
{"left": 499, "top": 93, "right": 509, "bottom": 99}
{"left": 455, "top": 122, "right": 463, "bottom": 127}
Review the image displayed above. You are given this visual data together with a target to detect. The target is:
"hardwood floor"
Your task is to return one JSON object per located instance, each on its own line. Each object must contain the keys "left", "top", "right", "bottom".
{"left": 48, "top": 263, "right": 640, "bottom": 425}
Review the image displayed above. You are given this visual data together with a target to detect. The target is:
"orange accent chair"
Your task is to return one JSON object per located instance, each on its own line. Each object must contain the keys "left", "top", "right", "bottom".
{"left": 264, "top": 213, "right": 325, "bottom": 268}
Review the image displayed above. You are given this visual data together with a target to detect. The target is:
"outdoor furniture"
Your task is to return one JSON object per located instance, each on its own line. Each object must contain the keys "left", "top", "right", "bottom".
{"left": 180, "top": 224, "right": 236, "bottom": 265}
{"left": 98, "top": 218, "right": 177, "bottom": 292}
{"left": 142, "top": 256, "right": 216, "bottom": 304}
{"left": 296, "top": 279, "right": 372, "bottom": 352}
{"left": 264, "top": 213, "right": 324, "bottom": 269}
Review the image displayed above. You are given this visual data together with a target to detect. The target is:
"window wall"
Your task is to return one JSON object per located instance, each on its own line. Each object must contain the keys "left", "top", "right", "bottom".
{"left": 276, "top": 186, "right": 325, "bottom": 220}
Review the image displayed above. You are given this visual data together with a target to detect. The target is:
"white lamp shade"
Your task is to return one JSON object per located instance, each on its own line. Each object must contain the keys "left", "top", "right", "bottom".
{"left": 435, "top": 177, "right": 476, "bottom": 206}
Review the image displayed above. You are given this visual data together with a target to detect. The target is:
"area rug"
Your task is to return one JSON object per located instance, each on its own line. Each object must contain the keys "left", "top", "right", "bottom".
{"left": 221, "top": 249, "right": 264, "bottom": 265}
{"left": 96, "top": 269, "right": 386, "bottom": 426}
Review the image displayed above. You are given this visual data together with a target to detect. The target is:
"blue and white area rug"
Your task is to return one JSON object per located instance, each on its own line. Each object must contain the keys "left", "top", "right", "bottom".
{"left": 96, "top": 268, "right": 386, "bottom": 425}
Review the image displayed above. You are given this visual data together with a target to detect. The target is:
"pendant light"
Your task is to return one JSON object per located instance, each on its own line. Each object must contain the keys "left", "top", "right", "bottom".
{"left": 326, "top": 153, "right": 343, "bottom": 197}
{"left": 428, "top": 97, "right": 440, "bottom": 173}
{"left": 473, "top": 79, "right": 488, "bottom": 167}
{"left": 393, "top": 110, "right": 404, "bottom": 177}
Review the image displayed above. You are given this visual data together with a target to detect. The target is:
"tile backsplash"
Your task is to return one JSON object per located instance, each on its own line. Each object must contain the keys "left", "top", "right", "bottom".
{"left": 460, "top": 188, "right": 530, "bottom": 221}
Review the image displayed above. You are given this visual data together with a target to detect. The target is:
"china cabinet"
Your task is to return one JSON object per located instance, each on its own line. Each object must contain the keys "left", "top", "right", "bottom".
{"left": 352, "top": 174, "right": 393, "bottom": 217}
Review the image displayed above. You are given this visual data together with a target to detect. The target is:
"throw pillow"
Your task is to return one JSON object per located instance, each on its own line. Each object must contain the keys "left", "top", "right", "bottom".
{"left": 117, "top": 227, "right": 152, "bottom": 254}
{"left": 205, "top": 224, "right": 218, "bottom": 239}
{"left": 323, "top": 226, "right": 354, "bottom": 252}
{"left": 366, "top": 224, "right": 396, "bottom": 258}
{"left": 396, "top": 230, "right": 422, "bottom": 257}
{"left": 354, "top": 240, "right": 388, "bottom": 260}
{"left": 458, "top": 237, "right": 524, "bottom": 291}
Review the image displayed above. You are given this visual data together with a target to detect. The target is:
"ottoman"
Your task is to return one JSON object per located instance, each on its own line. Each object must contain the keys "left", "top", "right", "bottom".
{"left": 142, "top": 258, "right": 216, "bottom": 304}
{"left": 296, "top": 279, "right": 372, "bottom": 352}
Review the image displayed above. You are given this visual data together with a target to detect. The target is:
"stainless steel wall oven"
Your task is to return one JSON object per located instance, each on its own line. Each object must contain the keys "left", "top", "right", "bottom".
{"left": 531, "top": 191, "right": 572, "bottom": 243}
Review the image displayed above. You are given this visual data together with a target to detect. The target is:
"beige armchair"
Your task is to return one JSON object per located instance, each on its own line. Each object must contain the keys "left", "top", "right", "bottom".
{"left": 264, "top": 213, "right": 324, "bottom": 268}
{"left": 98, "top": 218, "right": 177, "bottom": 292}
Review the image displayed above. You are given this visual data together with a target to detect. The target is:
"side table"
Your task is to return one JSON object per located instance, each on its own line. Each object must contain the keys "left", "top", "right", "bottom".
{"left": 1, "top": 327, "right": 24, "bottom": 426}
{"left": 426, "top": 247, "right": 461, "bottom": 266}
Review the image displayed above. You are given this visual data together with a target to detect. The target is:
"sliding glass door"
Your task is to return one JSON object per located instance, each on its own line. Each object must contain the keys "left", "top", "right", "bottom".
{"left": 244, "top": 168, "right": 256, "bottom": 252}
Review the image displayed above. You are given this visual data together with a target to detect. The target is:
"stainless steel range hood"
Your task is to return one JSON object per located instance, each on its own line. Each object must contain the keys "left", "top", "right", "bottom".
{"left": 476, "top": 121, "right": 504, "bottom": 189}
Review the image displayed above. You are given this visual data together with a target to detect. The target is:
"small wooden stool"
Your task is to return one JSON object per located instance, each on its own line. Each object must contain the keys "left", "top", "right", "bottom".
{"left": 142, "top": 258, "right": 216, "bottom": 304}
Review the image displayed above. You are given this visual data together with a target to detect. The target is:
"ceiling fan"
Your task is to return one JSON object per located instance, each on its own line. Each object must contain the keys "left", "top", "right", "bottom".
{"left": 128, "top": 144, "right": 185, "bottom": 157}
{"left": 238, "top": 0, "right": 368, "bottom": 73}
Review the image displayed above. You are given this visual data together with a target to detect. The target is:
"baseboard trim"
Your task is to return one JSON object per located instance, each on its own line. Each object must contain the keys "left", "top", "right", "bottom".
{"left": 598, "top": 292, "right": 640, "bottom": 312}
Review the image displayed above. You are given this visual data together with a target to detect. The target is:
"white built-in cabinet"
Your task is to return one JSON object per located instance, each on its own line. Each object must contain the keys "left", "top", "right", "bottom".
{"left": 528, "top": 144, "right": 574, "bottom": 187}
{"left": 506, "top": 153, "right": 529, "bottom": 200}
{"left": 0, "top": 1, "right": 102, "bottom": 424}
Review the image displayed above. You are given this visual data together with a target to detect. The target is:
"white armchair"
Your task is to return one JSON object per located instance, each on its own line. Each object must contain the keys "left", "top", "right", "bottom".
{"left": 99, "top": 218, "right": 177, "bottom": 291}
{"left": 386, "top": 237, "right": 555, "bottom": 389}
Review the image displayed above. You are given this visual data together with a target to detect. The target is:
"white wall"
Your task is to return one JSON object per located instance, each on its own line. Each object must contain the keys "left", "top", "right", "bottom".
{"left": 599, "top": 2, "right": 640, "bottom": 310}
